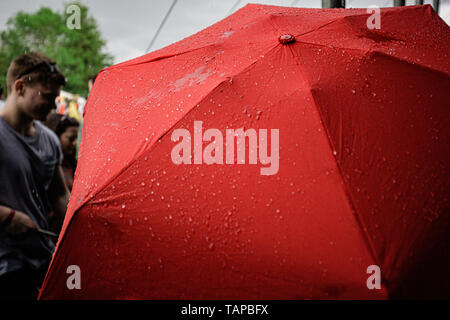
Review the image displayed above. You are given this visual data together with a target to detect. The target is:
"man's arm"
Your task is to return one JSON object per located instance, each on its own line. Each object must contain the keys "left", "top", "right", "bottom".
{"left": 0, "top": 205, "right": 38, "bottom": 235}
{"left": 48, "top": 165, "right": 70, "bottom": 232}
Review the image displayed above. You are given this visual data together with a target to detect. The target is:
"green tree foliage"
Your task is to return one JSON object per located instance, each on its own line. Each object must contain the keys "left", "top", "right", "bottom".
{"left": 0, "top": 2, "right": 113, "bottom": 97}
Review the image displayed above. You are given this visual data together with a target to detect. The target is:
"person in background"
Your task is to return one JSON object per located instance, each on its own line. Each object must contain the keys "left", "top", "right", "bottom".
{"left": 0, "top": 85, "right": 5, "bottom": 110}
{"left": 74, "top": 73, "right": 97, "bottom": 160}
{"left": 44, "top": 112, "right": 79, "bottom": 192}
{"left": 88, "top": 73, "right": 97, "bottom": 93}
{"left": 67, "top": 98, "right": 81, "bottom": 123}
{"left": 0, "top": 52, "right": 69, "bottom": 300}
{"left": 55, "top": 96, "right": 63, "bottom": 114}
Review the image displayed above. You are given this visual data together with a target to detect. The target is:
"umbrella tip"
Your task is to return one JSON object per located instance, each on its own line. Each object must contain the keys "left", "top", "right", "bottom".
{"left": 279, "top": 34, "right": 296, "bottom": 44}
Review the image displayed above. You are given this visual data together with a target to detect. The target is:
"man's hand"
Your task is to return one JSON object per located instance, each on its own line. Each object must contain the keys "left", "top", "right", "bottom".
{"left": 4, "top": 210, "right": 38, "bottom": 236}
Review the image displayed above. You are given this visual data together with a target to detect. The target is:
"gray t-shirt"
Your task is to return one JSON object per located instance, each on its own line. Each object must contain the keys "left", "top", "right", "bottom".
{"left": 0, "top": 117, "right": 63, "bottom": 275}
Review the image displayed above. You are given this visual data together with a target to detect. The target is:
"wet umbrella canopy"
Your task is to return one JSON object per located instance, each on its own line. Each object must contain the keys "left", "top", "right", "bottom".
{"left": 39, "top": 4, "right": 449, "bottom": 299}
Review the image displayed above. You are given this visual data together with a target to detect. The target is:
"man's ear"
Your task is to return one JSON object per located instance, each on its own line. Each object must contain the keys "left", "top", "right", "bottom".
{"left": 14, "top": 79, "right": 26, "bottom": 96}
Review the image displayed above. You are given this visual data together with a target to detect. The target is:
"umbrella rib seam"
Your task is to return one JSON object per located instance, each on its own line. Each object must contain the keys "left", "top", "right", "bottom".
{"left": 106, "top": 44, "right": 218, "bottom": 71}
{"left": 292, "top": 39, "right": 450, "bottom": 78}
{"left": 287, "top": 45, "right": 384, "bottom": 285}
{"left": 313, "top": 94, "right": 383, "bottom": 277}
{"left": 293, "top": 12, "right": 383, "bottom": 39}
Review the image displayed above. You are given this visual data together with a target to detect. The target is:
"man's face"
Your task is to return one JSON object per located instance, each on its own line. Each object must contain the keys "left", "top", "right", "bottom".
{"left": 19, "top": 82, "right": 60, "bottom": 121}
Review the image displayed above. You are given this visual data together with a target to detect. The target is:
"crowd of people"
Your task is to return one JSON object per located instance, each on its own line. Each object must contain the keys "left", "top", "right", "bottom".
{"left": 0, "top": 52, "right": 96, "bottom": 299}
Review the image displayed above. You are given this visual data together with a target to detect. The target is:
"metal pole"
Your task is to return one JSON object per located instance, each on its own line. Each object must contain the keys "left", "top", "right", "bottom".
{"left": 414, "top": 0, "right": 424, "bottom": 5}
{"left": 393, "top": 0, "right": 405, "bottom": 6}
{"left": 322, "top": 0, "right": 345, "bottom": 8}
{"left": 433, "top": 0, "right": 440, "bottom": 14}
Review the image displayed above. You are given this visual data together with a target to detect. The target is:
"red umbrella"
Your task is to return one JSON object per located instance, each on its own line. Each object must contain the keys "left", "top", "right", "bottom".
{"left": 39, "top": 4, "right": 449, "bottom": 299}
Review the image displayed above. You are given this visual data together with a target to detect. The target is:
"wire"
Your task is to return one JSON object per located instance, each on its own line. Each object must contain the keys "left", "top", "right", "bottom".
{"left": 145, "top": 0, "right": 178, "bottom": 53}
{"left": 226, "top": 0, "right": 243, "bottom": 16}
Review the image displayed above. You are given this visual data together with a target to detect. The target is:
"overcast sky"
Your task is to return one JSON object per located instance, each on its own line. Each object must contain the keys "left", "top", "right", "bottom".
{"left": 1, "top": 0, "right": 449, "bottom": 64}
